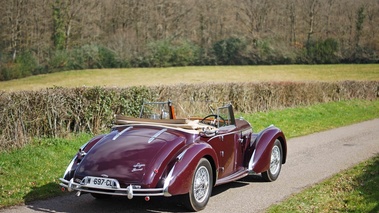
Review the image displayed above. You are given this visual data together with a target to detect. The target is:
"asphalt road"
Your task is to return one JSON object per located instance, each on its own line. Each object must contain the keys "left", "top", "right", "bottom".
{"left": 2, "top": 119, "right": 379, "bottom": 213}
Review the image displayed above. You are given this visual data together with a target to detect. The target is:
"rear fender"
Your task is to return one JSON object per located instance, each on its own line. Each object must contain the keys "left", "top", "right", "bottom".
{"left": 165, "top": 142, "right": 218, "bottom": 196}
{"left": 80, "top": 134, "right": 107, "bottom": 153}
{"left": 249, "top": 125, "right": 286, "bottom": 174}
{"left": 63, "top": 134, "right": 106, "bottom": 180}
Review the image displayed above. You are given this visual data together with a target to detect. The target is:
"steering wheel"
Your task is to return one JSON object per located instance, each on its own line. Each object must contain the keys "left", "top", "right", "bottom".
{"left": 200, "top": 114, "right": 226, "bottom": 126}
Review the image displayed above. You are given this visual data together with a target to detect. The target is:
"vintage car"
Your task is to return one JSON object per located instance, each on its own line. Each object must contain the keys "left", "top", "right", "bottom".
{"left": 60, "top": 101, "right": 287, "bottom": 211}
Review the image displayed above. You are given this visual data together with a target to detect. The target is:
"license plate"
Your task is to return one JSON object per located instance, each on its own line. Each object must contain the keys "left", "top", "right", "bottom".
{"left": 85, "top": 176, "right": 118, "bottom": 189}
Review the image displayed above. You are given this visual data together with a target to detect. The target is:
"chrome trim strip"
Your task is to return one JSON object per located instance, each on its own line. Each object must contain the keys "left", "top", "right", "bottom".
{"left": 163, "top": 165, "right": 175, "bottom": 197}
{"left": 176, "top": 150, "right": 187, "bottom": 161}
{"left": 148, "top": 129, "right": 167, "bottom": 143}
{"left": 208, "top": 127, "right": 251, "bottom": 141}
{"left": 62, "top": 156, "right": 77, "bottom": 179}
{"left": 112, "top": 126, "right": 133, "bottom": 140}
{"left": 248, "top": 149, "right": 256, "bottom": 174}
{"left": 160, "top": 150, "right": 186, "bottom": 197}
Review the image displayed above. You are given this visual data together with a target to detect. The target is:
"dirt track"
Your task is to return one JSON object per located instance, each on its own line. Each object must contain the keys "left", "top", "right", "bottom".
{"left": 2, "top": 119, "right": 379, "bottom": 213}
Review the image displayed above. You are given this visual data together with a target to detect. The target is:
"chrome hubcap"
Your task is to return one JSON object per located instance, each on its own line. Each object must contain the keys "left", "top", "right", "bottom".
{"left": 193, "top": 165, "right": 210, "bottom": 203}
{"left": 270, "top": 145, "right": 281, "bottom": 175}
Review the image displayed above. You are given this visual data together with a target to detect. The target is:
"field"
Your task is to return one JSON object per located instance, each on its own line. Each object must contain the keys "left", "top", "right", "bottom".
{"left": 0, "top": 64, "right": 378, "bottom": 91}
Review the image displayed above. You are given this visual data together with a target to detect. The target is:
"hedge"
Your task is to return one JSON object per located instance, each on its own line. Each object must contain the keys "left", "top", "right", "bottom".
{"left": 0, "top": 81, "right": 378, "bottom": 151}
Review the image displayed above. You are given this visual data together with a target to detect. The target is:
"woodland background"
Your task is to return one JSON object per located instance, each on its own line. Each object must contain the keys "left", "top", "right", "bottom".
{"left": 1, "top": 0, "right": 378, "bottom": 80}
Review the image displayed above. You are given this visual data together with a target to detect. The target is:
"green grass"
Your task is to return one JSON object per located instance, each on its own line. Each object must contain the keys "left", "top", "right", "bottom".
{"left": 1, "top": 64, "right": 378, "bottom": 91}
{"left": 0, "top": 99, "right": 379, "bottom": 209}
{"left": 239, "top": 99, "right": 379, "bottom": 138}
{"left": 267, "top": 155, "right": 379, "bottom": 213}
{"left": 0, "top": 134, "right": 92, "bottom": 208}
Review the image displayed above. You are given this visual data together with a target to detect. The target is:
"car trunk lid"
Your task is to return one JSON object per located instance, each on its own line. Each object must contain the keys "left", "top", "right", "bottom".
{"left": 74, "top": 125, "right": 186, "bottom": 186}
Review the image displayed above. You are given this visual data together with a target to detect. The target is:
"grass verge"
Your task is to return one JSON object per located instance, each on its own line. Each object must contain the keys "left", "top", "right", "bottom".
{"left": 267, "top": 155, "right": 379, "bottom": 213}
{"left": 239, "top": 99, "right": 379, "bottom": 138}
{"left": 0, "top": 99, "right": 378, "bottom": 209}
{"left": 0, "top": 134, "right": 92, "bottom": 208}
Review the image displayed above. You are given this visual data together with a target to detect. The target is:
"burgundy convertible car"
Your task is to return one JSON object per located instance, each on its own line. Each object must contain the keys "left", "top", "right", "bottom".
{"left": 60, "top": 101, "right": 287, "bottom": 211}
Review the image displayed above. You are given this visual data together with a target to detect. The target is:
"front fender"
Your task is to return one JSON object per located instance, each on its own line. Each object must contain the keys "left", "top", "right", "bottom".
{"left": 166, "top": 142, "right": 218, "bottom": 196}
{"left": 249, "top": 125, "right": 286, "bottom": 174}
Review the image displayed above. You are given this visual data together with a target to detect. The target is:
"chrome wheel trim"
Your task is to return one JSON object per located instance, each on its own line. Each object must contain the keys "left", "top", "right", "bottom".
{"left": 193, "top": 165, "right": 210, "bottom": 203}
{"left": 269, "top": 145, "right": 281, "bottom": 175}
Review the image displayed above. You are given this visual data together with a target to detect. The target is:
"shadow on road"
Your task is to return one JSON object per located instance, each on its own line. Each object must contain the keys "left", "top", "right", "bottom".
{"left": 22, "top": 183, "right": 60, "bottom": 204}
{"left": 23, "top": 175, "right": 267, "bottom": 213}
{"left": 211, "top": 174, "right": 265, "bottom": 197}
{"left": 26, "top": 193, "right": 189, "bottom": 213}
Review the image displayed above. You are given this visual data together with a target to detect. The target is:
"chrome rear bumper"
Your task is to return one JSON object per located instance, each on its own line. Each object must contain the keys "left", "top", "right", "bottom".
{"left": 59, "top": 178, "right": 171, "bottom": 199}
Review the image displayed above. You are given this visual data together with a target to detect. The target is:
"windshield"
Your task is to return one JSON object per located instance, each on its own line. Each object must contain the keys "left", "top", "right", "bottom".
{"left": 138, "top": 101, "right": 235, "bottom": 127}
{"left": 139, "top": 101, "right": 173, "bottom": 120}
{"left": 217, "top": 104, "right": 235, "bottom": 127}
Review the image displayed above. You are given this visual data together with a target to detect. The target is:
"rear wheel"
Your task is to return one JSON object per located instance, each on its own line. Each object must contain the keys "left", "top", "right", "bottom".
{"left": 262, "top": 139, "right": 283, "bottom": 182}
{"left": 182, "top": 158, "right": 213, "bottom": 212}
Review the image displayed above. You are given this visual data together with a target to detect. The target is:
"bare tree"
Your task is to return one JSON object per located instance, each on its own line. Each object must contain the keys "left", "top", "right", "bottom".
{"left": 1, "top": 0, "right": 29, "bottom": 60}
{"left": 234, "top": 0, "right": 276, "bottom": 40}
{"left": 286, "top": 0, "right": 298, "bottom": 44}
{"left": 322, "top": 0, "right": 336, "bottom": 38}
{"left": 195, "top": 1, "right": 220, "bottom": 47}
{"left": 29, "top": 0, "right": 52, "bottom": 62}
{"left": 301, "top": 0, "right": 321, "bottom": 45}
{"left": 52, "top": 0, "right": 99, "bottom": 49}
{"left": 1, "top": 0, "right": 378, "bottom": 69}
{"left": 364, "top": 0, "right": 379, "bottom": 53}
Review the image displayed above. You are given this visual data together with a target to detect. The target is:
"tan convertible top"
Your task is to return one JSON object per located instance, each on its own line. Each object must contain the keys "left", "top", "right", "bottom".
{"left": 115, "top": 115, "right": 214, "bottom": 131}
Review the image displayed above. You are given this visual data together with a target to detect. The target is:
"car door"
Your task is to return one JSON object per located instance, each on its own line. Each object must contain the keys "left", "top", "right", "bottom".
{"left": 207, "top": 127, "right": 236, "bottom": 179}
{"left": 207, "top": 125, "right": 250, "bottom": 178}
{"left": 234, "top": 128, "right": 251, "bottom": 170}
{"left": 205, "top": 104, "right": 249, "bottom": 178}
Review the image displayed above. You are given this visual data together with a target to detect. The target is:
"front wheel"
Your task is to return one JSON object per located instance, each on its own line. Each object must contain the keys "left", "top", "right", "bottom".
{"left": 262, "top": 139, "right": 283, "bottom": 182}
{"left": 182, "top": 158, "right": 213, "bottom": 212}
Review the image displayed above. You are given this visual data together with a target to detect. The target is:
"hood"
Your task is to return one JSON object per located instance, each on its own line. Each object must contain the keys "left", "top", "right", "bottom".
{"left": 75, "top": 125, "right": 187, "bottom": 186}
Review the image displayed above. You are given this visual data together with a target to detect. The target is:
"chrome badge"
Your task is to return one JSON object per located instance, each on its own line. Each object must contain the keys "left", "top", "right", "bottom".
{"left": 132, "top": 163, "right": 146, "bottom": 172}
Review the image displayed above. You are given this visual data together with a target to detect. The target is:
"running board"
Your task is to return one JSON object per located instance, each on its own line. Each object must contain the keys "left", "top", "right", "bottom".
{"left": 215, "top": 169, "right": 249, "bottom": 186}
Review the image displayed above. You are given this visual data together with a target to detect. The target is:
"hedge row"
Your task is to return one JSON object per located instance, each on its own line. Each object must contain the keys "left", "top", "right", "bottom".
{"left": 1, "top": 81, "right": 378, "bottom": 150}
